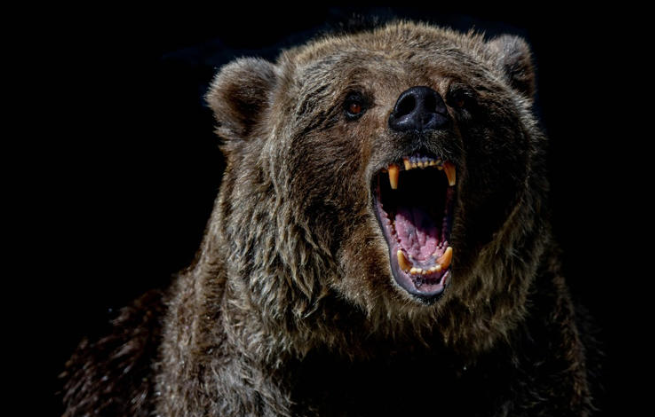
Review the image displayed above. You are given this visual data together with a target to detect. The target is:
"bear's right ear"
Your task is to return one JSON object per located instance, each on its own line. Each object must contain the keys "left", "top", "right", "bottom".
{"left": 205, "top": 58, "right": 278, "bottom": 140}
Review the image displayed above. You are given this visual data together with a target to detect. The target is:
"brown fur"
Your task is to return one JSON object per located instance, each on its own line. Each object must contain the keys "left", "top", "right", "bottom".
{"left": 62, "top": 22, "right": 596, "bottom": 416}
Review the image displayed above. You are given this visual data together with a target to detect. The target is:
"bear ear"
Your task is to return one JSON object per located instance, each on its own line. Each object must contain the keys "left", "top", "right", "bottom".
{"left": 205, "top": 58, "right": 278, "bottom": 140}
{"left": 487, "top": 35, "right": 536, "bottom": 101}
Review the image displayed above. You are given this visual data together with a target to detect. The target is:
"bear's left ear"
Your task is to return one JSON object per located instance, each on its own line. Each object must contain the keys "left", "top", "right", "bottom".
{"left": 487, "top": 35, "right": 536, "bottom": 101}
{"left": 205, "top": 58, "right": 278, "bottom": 141}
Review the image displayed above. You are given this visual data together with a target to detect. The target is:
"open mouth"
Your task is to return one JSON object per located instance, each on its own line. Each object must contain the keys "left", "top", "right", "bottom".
{"left": 373, "top": 154, "right": 456, "bottom": 301}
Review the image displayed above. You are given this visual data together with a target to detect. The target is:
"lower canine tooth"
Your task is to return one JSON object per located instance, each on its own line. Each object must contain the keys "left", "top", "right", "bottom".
{"left": 397, "top": 250, "right": 412, "bottom": 272}
{"left": 437, "top": 247, "right": 453, "bottom": 270}
{"left": 388, "top": 164, "right": 399, "bottom": 190}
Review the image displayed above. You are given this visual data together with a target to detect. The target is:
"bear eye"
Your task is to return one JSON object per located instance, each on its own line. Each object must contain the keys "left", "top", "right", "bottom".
{"left": 344, "top": 92, "right": 368, "bottom": 120}
{"left": 447, "top": 87, "right": 475, "bottom": 110}
{"left": 348, "top": 102, "right": 362, "bottom": 115}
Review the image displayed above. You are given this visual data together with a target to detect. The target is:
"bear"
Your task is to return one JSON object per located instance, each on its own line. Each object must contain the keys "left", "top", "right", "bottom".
{"left": 61, "top": 21, "right": 597, "bottom": 416}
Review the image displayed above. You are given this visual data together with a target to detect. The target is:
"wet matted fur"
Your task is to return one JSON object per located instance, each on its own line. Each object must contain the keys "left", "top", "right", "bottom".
{"left": 61, "top": 21, "right": 597, "bottom": 416}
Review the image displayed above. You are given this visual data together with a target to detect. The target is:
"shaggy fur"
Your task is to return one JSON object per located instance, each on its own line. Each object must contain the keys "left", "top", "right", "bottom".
{"left": 61, "top": 22, "right": 597, "bottom": 416}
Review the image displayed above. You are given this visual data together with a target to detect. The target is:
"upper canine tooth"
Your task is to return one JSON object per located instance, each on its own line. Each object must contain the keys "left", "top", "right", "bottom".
{"left": 397, "top": 250, "right": 412, "bottom": 272}
{"left": 443, "top": 162, "right": 456, "bottom": 186}
{"left": 388, "top": 164, "right": 400, "bottom": 190}
{"left": 437, "top": 247, "right": 453, "bottom": 270}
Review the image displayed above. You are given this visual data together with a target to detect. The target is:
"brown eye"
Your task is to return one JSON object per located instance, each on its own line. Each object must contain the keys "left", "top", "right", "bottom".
{"left": 348, "top": 102, "right": 362, "bottom": 115}
{"left": 447, "top": 87, "right": 475, "bottom": 110}
{"left": 344, "top": 92, "right": 368, "bottom": 120}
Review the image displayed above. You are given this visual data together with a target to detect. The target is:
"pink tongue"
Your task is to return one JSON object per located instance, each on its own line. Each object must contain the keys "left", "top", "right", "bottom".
{"left": 395, "top": 206, "right": 439, "bottom": 261}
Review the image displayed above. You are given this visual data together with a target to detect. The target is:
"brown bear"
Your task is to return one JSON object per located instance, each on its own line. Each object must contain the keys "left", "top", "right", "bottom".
{"left": 61, "top": 21, "right": 597, "bottom": 416}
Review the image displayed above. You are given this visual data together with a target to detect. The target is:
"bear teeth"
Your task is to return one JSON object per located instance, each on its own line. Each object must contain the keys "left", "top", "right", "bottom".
{"left": 436, "top": 247, "right": 453, "bottom": 270}
{"left": 389, "top": 158, "right": 456, "bottom": 189}
{"left": 397, "top": 250, "right": 412, "bottom": 272}
{"left": 402, "top": 156, "right": 442, "bottom": 170}
{"left": 388, "top": 164, "right": 400, "bottom": 190}
{"left": 397, "top": 247, "right": 453, "bottom": 276}
{"left": 443, "top": 162, "right": 457, "bottom": 187}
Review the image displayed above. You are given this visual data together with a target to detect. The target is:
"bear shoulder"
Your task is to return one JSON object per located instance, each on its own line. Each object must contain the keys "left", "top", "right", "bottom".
{"left": 60, "top": 290, "right": 164, "bottom": 417}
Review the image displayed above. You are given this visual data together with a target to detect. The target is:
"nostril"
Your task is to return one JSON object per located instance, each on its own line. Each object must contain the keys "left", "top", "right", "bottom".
{"left": 389, "top": 86, "right": 450, "bottom": 132}
{"left": 395, "top": 95, "right": 416, "bottom": 118}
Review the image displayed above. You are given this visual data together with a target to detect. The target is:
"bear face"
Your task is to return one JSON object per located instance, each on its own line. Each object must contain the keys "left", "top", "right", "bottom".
{"left": 206, "top": 22, "right": 547, "bottom": 352}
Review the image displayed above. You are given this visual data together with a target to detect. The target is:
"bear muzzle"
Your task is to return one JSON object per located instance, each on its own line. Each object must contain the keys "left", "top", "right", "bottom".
{"left": 388, "top": 86, "right": 451, "bottom": 133}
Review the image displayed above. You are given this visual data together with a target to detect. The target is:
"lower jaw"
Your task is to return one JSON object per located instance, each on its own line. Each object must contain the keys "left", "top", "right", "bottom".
{"left": 388, "top": 241, "right": 450, "bottom": 301}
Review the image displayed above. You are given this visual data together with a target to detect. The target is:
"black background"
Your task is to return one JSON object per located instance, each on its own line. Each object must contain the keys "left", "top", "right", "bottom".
{"left": 24, "top": 6, "right": 644, "bottom": 416}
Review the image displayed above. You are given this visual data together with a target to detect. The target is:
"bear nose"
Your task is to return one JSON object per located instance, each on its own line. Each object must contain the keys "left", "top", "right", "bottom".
{"left": 388, "top": 86, "right": 450, "bottom": 132}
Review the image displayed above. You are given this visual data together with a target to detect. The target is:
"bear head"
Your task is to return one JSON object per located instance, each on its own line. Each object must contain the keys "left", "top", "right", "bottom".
{"left": 206, "top": 22, "right": 547, "bottom": 354}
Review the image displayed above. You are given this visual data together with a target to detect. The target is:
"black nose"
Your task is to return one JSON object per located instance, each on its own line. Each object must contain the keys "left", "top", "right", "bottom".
{"left": 388, "top": 86, "right": 450, "bottom": 132}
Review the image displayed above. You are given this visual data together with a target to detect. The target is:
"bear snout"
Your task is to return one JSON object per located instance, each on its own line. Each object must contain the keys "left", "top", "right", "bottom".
{"left": 388, "top": 86, "right": 451, "bottom": 133}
